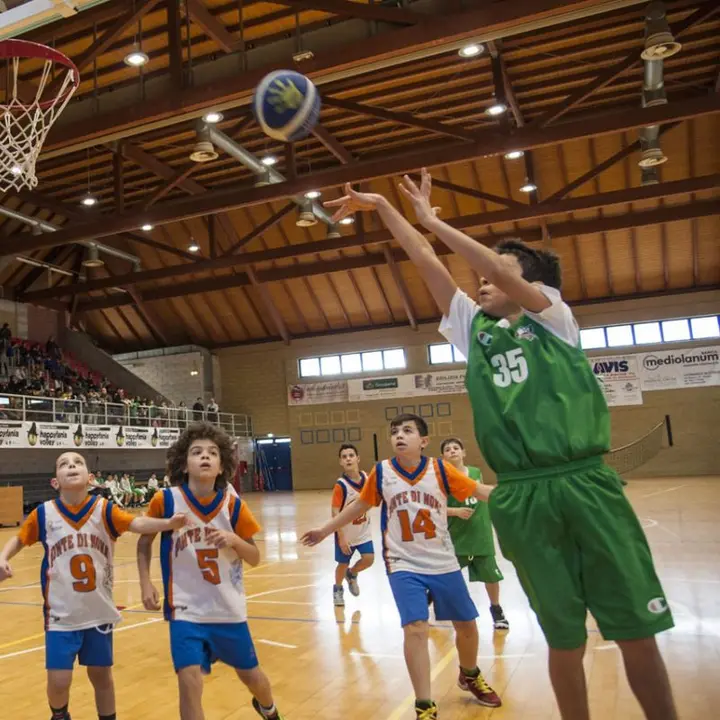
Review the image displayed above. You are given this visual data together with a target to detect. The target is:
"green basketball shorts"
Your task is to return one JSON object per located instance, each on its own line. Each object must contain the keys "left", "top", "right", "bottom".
{"left": 489, "top": 456, "right": 673, "bottom": 650}
{"left": 457, "top": 554, "right": 504, "bottom": 584}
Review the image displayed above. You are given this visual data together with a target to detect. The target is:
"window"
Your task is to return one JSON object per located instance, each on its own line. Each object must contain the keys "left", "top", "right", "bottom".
{"left": 661, "top": 319, "right": 690, "bottom": 342}
{"left": 579, "top": 328, "right": 606, "bottom": 350}
{"left": 633, "top": 322, "right": 662, "bottom": 345}
{"left": 580, "top": 315, "right": 719, "bottom": 350}
{"left": 606, "top": 325, "right": 634, "bottom": 348}
{"left": 690, "top": 316, "right": 720, "bottom": 339}
{"left": 428, "top": 343, "right": 466, "bottom": 365}
{"left": 298, "top": 347, "right": 406, "bottom": 378}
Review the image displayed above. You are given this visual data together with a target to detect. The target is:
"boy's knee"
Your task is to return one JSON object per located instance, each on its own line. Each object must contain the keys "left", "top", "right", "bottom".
{"left": 236, "top": 666, "right": 263, "bottom": 685}
{"left": 47, "top": 670, "right": 73, "bottom": 692}
{"left": 86, "top": 666, "right": 113, "bottom": 689}
{"left": 363, "top": 554, "right": 375, "bottom": 567}
{"left": 452, "top": 620, "right": 478, "bottom": 638}
{"left": 617, "top": 636, "right": 659, "bottom": 659}
{"left": 404, "top": 620, "right": 429, "bottom": 639}
{"left": 177, "top": 666, "right": 204, "bottom": 691}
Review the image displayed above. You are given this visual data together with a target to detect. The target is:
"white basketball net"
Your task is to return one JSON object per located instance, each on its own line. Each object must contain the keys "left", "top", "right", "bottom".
{"left": 0, "top": 56, "right": 77, "bottom": 192}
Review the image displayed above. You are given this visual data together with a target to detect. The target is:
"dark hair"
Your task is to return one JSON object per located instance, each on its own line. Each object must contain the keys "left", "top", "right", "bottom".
{"left": 338, "top": 443, "right": 359, "bottom": 457}
{"left": 166, "top": 422, "right": 236, "bottom": 490}
{"left": 495, "top": 239, "right": 561, "bottom": 289}
{"left": 390, "top": 413, "right": 428, "bottom": 437}
{"left": 440, "top": 437, "right": 464, "bottom": 453}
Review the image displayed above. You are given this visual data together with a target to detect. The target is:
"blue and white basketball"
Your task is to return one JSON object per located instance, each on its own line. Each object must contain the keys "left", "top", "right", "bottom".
{"left": 253, "top": 70, "right": 321, "bottom": 142}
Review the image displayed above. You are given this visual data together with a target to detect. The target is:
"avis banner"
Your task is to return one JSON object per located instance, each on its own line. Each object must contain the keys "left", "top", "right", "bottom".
{"left": 590, "top": 355, "right": 643, "bottom": 406}
{"left": 0, "top": 422, "right": 180, "bottom": 450}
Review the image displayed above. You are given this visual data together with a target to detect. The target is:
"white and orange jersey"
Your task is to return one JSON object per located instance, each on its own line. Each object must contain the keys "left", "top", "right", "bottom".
{"left": 359, "top": 457, "right": 477, "bottom": 575}
{"left": 331, "top": 472, "right": 371, "bottom": 547}
{"left": 18, "top": 496, "right": 135, "bottom": 631}
{"left": 147, "top": 485, "right": 261, "bottom": 624}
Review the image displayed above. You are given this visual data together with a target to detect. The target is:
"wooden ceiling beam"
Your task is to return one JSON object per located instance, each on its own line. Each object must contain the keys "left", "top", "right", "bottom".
{"left": 143, "top": 166, "right": 197, "bottom": 208}
{"left": 113, "top": 149, "right": 125, "bottom": 213}
{"left": 322, "top": 95, "right": 479, "bottom": 142}
{"left": 167, "top": 0, "right": 184, "bottom": 89}
{"left": 223, "top": 202, "right": 296, "bottom": 256}
{"left": 533, "top": 0, "right": 720, "bottom": 127}
{"left": 27, "top": 93, "right": 720, "bottom": 254}
{"left": 408, "top": 173, "right": 524, "bottom": 209}
{"left": 186, "top": 0, "right": 238, "bottom": 53}
{"left": 21, "top": 174, "right": 720, "bottom": 301}
{"left": 312, "top": 124, "right": 354, "bottom": 164}
{"left": 272, "top": 0, "right": 423, "bottom": 24}
{"left": 127, "top": 286, "right": 168, "bottom": 346}
{"left": 382, "top": 244, "right": 417, "bottom": 330}
{"left": 70, "top": 199, "right": 720, "bottom": 311}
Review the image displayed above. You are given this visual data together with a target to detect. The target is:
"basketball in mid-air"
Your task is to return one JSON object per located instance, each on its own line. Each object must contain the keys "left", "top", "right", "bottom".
{"left": 253, "top": 70, "right": 321, "bottom": 142}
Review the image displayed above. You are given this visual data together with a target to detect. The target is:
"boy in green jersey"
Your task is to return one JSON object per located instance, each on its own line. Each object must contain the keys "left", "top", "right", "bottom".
{"left": 325, "top": 172, "right": 677, "bottom": 720}
{"left": 441, "top": 437, "right": 508, "bottom": 631}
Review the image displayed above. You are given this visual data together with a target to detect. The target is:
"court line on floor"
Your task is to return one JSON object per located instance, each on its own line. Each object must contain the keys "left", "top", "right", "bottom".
{"left": 257, "top": 639, "right": 297, "bottom": 649}
{"left": 640, "top": 484, "right": 687, "bottom": 499}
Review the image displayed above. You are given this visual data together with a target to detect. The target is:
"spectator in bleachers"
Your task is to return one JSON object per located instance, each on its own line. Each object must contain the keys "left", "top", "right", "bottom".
{"left": 193, "top": 397, "right": 204, "bottom": 421}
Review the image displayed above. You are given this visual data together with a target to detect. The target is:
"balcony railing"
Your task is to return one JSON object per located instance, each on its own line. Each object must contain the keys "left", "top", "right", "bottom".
{"left": 0, "top": 393, "right": 253, "bottom": 438}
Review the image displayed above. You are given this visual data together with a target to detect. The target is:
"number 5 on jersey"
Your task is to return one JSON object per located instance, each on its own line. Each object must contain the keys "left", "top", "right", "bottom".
{"left": 196, "top": 548, "right": 221, "bottom": 585}
{"left": 491, "top": 348, "right": 528, "bottom": 387}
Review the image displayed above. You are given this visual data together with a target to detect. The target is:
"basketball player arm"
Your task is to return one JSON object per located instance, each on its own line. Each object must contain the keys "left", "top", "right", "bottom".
{"left": 302, "top": 499, "right": 372, "bottom": 546}
{"left": 401, "top": 172, "right": 550, "bottom": 313}
{"left": 331, "top": 486, "right": 351, "bottom": 553}
{"left": 0, "top": 537, "right": 24, "bottom": 580}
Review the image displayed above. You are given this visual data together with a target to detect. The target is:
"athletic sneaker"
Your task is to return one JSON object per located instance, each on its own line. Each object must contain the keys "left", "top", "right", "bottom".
{"left": 345, "top": 569, "right": 360, "bottom": 596}
{"left": 491, "top": 604, "right": 509, "bottom": 631}
{"left": 252, "top": 697, "right": 285, "bottom": 720}
{"left": 333, "top": 585, "right": 345, "bottom": 607}
{"left": 415, "top": 702, "right": 438, "bottom": 719}
{"left": 458, "top": 669, "right": 502, "bottom": 707}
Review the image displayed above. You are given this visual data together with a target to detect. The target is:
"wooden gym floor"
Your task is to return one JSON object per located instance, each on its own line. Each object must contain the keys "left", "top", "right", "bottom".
{"left": 1, "top": 477, "right": 718, "bottom": 719}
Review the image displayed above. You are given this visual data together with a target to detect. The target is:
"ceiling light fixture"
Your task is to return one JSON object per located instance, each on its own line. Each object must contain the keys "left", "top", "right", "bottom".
{"left": 304, "top": 190, "right": 321, "bottom": 200}
{"left": 504, "top": 150, "right": 524, "bottom": 160}
{"left": 519, "top": 181, "right": 537, "bottom": 193}
{"left": 188, "top": 242, "right": 200, "bottom": 253}
{"left": 261, "top": 155, "right": 278, "bottom": 167}
{"left": 485, "top": 102, "right": 508, "bottom": 117}
{"left": 124, "top": 50, "right": 149, "bottom": 67}
{"left": 10, "top": 165, "right": 23, "bottom": 176}
{"left": 339, "top": 216, "right": 355, "bottom": 225}
{"left": 81, "top": 194, "right": 97, "bottom": 207}
{"left": 459, "top": 44, "right": 484, "bottom": 58}
{"left": 202, "top": 111, "right": 223, "bottom": 124}
{"left": 141, "top": 223, "right": 154, "bottom": 232}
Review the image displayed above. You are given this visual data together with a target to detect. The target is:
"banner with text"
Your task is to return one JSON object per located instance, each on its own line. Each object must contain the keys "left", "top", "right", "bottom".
{"left": 637, "top": 346, "right": 719, "bottom": 390}
{"left": 590, "top": 355, "right": 643, "bottom": 406}
{"left": 287, "top": 381, "right": 348, "bottom": 406}
{"left": 0, "top": 422, "right": 180, "bottom": 450}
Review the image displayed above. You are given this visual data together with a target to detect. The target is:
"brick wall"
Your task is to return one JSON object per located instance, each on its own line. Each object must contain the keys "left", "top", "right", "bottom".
{"left": 217, "top": 289, "right": 720, "bottom": 491}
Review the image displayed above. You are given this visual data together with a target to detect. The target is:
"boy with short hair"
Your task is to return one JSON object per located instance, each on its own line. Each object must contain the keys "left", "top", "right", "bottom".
{"left": 0, "top": 451, "right": 187, "bottom": 720}
{"left": 440, "top": 436, "right": 509, "bottom": 631}
{"left": 137, "top": 421, "right": 285, "bottom": 720}
{"left": 324, "top": 173, "right": 677, "bottom": 720}
{"left": 303, "top": 413, "right": 501, "bottom": 719}
{"left": 331, "top": 443, "right": 374, "bottom": 607}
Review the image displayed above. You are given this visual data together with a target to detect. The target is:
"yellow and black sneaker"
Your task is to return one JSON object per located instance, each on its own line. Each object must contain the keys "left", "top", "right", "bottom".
{"left": 415, "top": 700, "right": 438, "bottom": 719}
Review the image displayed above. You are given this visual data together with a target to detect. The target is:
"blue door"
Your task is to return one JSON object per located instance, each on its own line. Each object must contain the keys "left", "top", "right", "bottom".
{"left": 257, "top": 439, "right": 293, "bottom": 491}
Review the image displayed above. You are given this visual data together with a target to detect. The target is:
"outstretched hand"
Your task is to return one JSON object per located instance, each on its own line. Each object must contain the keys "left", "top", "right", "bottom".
{"left": 398, "top": 168, "right": 441, "bottom": 225}
{"left": 323, "top": 184, "right": 385, "bottom": 224}
{"left": 300, "top": 528, "right": 328, "bottom": 547}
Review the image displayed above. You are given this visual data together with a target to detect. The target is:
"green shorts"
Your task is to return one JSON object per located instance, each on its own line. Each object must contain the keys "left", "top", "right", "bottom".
{"left": 457, "top": 555, "right": 504, "bottom": 584}
{"left": 489, "top": 457, "right": 673, "bottom": 650}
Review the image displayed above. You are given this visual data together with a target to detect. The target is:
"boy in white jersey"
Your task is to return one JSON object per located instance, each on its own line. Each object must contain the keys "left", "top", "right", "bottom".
{"left": 331, "top": 443, "right": 374, "bottom": 607}
{"left": 137, "top": 422, "right": 285, "bottom": 720}
{"left": 0, "top": 451, "right": 186, "bottom": 720}
{"left": 302, "top": 414, "right": 501, "bottom": 719}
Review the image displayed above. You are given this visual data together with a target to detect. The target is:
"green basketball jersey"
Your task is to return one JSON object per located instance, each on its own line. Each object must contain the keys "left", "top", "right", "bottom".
{"left": 447, "top": 466, "right": 495, "bottom": 556}
{"left": 441, "top": 288, "right": 610, "bottom": 475}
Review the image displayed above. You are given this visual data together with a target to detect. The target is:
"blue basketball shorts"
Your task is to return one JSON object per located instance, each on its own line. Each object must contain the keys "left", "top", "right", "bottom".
{"left": 169, "top": 620, "right": 258, "bottom": 673}
{"left": 388, "top": 570, "right": 479, "bottom": 627}
{"left": 334, "top": 536, "right": 374, "bottom": 564}
{"left": 45, "top": 625, "right": 114, "bottom": 670}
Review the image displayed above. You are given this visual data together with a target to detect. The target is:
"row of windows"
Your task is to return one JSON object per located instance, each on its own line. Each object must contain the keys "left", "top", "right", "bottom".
{"left": 579, "top": 315, "right": 719, "bottom": 350}
{"left": 299, "top": 315, "right": 719, "bottom": 376}
{"left": 299, "top": 348, "right": 406, "bottom": 378}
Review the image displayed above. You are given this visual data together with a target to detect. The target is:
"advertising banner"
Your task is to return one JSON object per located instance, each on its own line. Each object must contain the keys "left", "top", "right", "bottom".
{"left": 287, "top": 380, "right": 348, "bottom": 406}
{"left": 590, "top": 355, "right": 643, "bottom": 406}
{"left": 0, "top": 422, "right": 179, "bottom": 450}
{"left": 637, "top": 346, "right": 720, "bottom": 390}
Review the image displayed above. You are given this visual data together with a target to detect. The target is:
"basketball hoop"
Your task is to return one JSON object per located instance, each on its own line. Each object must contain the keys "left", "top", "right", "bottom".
{"left": 0, "top": 39, "right": 79, "bottom": 192}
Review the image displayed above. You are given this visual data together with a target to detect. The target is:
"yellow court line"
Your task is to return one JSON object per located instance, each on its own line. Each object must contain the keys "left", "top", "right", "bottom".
{"left": 385, "top": 645, "right": 458, "bottom": 720}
